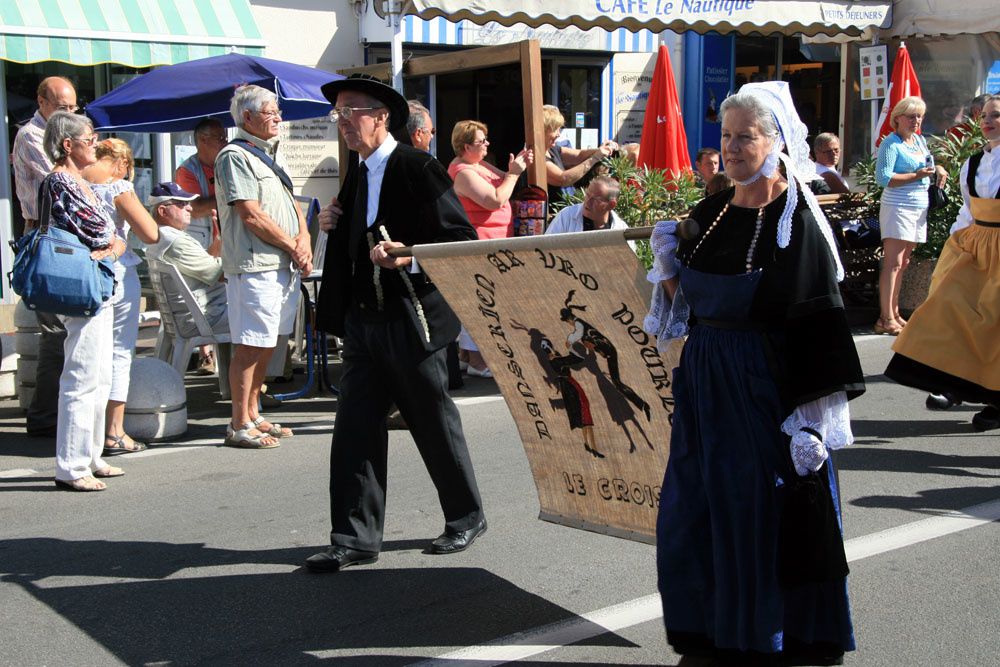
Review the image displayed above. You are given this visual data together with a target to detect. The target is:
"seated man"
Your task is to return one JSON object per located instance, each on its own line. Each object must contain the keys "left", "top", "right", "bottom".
{"left": 144, "top": 182, "right": 228, "bottom": 339}
{"left": 546, "top": 175, "right": 627, "bottom": 234}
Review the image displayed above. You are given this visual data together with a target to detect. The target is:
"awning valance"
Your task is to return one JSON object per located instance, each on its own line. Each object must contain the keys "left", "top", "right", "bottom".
{"left": 389, "top": 0, "right": 893, "bottom": 38}
{"left": 0, "top": 0, "right": 266, "bottom": 67}
{"left": 887, "top": 0, "right": 1000, "bottom": 38}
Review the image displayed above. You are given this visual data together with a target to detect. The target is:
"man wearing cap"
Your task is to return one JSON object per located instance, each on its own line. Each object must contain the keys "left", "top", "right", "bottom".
{"left": 214, "top": 84, "right": 311, "bottom": 450}
{"left": 306, "top": 74, "right": 485, "bottom": 573}
{"left": 145, "top": 182, "right": 228, "bottom": 339}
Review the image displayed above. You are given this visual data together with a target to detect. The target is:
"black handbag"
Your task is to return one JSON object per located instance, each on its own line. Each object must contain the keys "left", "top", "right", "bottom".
{"left": 778, "top": 461, "right": 850, "bottom": 588}
{"left": 928, "top": 182, "right": 949, "bottom": 210}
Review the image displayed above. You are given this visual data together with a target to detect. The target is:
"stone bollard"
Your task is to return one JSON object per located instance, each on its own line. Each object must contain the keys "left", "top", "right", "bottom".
{"left": 0, "top": 333, "right": 17, "bottom": 400}
{"left": 123, "top": 357, "right": 187, "bottom": 441}
{"left": 14, "top": 301, "right": 41, "bottom": 411}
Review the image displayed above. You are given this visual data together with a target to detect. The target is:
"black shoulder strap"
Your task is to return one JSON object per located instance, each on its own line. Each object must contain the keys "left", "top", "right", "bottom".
{"left": 228, "top": 138, "right": 293, "bottom": 192}
{"left": 967, "top": 151, "right": 985, "bottom": 198}
{"left": 35, "top": 174, "right": 54, "bottom": 234}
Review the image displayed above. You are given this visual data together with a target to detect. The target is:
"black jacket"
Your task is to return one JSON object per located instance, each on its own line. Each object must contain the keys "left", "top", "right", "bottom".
{"left": 316, "top": 142, "right": 476, "bottom": 349}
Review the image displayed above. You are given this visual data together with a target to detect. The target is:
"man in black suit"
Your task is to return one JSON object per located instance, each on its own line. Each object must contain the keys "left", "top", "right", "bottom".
{"left": 305, "top": 74, "right": 487, "bottom": 573}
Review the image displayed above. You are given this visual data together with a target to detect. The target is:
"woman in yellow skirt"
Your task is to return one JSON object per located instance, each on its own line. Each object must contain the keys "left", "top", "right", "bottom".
{"left": 886, "top": 95, "right": 1000, "bottom": 430}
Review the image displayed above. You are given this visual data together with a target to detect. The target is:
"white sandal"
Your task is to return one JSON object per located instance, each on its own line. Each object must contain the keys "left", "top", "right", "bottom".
{"left": 252, "top": 416, "right": 293, "bottom": 438}
{"left": 224, "top": 422, "right": 280, "bottom": 449}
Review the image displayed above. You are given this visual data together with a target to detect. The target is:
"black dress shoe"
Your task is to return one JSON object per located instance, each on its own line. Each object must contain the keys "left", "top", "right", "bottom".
{"left": 972, "top": 405, "right": 1000, "bottom": 432}
{"left": 926, "top": 393, "right": 961, "bottom": 411}
{"left": 428, "top": 519, "right": 487, "bottom": 555}
{"left": 304, "top": 546, "right": 378, "bottom": 573}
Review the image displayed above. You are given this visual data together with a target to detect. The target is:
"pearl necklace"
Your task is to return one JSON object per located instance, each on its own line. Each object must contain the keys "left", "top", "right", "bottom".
{"left": 684, "top": 199, "right": 765, "bottom": 273}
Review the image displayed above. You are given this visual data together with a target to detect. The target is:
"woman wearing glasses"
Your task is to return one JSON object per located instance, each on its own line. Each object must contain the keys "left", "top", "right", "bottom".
{"left": 83, "top": 138, "right": 160, "bottom": 457}
{"left": 40, "top": 112, "right": 129, "bottom": 491}
{"left": 447, "top": 120, "right": 533, "bottom": 377}
{"left": 873, "top": 96, "right": 948, "bottom": 335}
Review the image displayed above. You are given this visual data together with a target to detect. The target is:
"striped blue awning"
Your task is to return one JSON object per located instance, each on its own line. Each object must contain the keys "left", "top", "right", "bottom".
{"left": 403, "top": 16, "right": 661, "bottom": 54}
{"left": 0, "top": 0, "right": 266, "bottom": 67}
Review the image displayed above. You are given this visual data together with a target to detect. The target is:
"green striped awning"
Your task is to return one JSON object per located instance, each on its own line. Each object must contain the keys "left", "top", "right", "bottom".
{"left": 0, "top": 0, "right": 266, "bottom": 67}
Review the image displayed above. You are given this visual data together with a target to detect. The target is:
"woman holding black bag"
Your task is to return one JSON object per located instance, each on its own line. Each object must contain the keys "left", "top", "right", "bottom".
{"left": 41, "top": 112, "right": 129, "bottom": 491}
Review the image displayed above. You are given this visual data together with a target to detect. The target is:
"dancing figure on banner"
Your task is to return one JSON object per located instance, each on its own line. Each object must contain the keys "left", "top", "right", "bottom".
{"left": 646, "top": 82, "right": 865, "bottom": 665}
{"left": 560, "top": 290, "right": 651, "bottom": 422}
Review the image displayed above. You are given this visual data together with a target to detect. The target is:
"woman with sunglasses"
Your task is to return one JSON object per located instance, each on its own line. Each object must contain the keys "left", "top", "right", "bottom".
{"left": 40, "top": 112, "right": 126, "bottom": 491}
{"left": 83, "top": 138, "right": 160, "bottom": 457}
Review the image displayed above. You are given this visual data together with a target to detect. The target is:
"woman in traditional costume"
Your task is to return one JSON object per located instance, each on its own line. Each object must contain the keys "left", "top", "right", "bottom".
{"left": 885, "top": 95, "right": 1000, "bottom": 425}
{"left": 647, "top": 82, "right": 865, "bottom": 665}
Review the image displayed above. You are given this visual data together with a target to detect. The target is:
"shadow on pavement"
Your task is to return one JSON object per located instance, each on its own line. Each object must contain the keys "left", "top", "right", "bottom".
{"left": 850, "top": 484, "right": 1000, "bottom": 515}
{"left": 0, "top": 537, "right": 636, "bottom": 665}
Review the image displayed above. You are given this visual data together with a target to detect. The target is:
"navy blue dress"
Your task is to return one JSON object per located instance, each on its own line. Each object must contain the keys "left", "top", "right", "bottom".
{"left": 656, "top": 188, "right": 865, "bottom": 665}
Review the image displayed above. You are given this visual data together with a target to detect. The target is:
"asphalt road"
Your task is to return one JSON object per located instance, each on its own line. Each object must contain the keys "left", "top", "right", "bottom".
{"left": 1, "top": 333, "right": 998, "bottom": 666}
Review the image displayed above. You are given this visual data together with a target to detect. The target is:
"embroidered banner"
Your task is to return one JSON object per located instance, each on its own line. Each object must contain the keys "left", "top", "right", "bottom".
{"left": 414, "top": 229, "right": 682, "bottom": 543}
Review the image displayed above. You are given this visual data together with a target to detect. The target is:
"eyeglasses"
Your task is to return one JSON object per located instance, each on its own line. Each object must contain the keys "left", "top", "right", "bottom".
{"left": 167, "top": 200, "right": 192, "bottom": 207}
{"left": 55, "top": 104, "right": 80, "bottom": 113}
{"left": 471, "top": 138, "right": 489, "bottom": 146}
{"left": 329, "top": 106, "right": 384, "bottom": 121}
{"left": 421, "top": 127, "right": 436, "bottom": 136}
{"left": 256, "top": 109, "right": 282, "bottom": 120}
{"left": 74, "top": 135, "right": 98, "bottom": 147}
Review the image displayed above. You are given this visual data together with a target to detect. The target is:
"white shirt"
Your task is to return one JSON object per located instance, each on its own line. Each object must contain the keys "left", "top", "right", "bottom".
{"left": 360, "top": 133, "right": 397, "bottom": 229}
{"left": 814, "top": 161, "right": 848, "bottom": 189}
{"left": 545, "top": 202, "right": 634, "bottom": 251}
{"left": 951, "top": 145, "right": 1000, "bottom": 234}
{"left": 360, "top": 133, "right": 420, "bottom": 272}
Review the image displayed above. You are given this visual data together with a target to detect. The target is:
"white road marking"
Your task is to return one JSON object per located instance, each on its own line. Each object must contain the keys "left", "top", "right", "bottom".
{"left": 411, "top": 498, "right": 1000, "bottom": 666}
{"left": 0, "top": 468, "right": 37, "bottom": 478}
{"left": 455, "top": 395, "right": 505, "bottom": 406}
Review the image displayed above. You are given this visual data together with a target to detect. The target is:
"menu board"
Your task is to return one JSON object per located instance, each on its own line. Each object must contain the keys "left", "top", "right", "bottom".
{"left": 611, "top": 52, "right": 657, "bottom": 145}
{"left": 278, "top": 117, "right": 340, "bottom": 202}
{"left": 858, "top": 45, "right": 888, "bottom": 101}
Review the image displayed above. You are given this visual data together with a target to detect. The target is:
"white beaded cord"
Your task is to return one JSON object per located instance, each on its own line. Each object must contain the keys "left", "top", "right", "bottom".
{"left": 379, "top": 225, "right": 430, "bottom": 344}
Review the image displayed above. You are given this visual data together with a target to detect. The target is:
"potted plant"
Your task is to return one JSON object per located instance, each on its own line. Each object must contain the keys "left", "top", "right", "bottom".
{"left": 551, "top": 154, "right": 704, "bottom": 269}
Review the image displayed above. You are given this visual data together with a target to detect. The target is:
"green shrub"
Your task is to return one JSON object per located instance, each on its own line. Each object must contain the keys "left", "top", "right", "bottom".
{"left": 551, "top": 154, "right": 704, "bottom": 269}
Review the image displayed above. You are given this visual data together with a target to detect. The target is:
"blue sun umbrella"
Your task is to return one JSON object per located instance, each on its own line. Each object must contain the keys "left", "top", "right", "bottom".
{"left": 86, "top": 53, "right": 343, "bottom": 133}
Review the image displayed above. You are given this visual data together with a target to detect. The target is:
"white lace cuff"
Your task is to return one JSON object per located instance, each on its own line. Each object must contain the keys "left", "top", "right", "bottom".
{"left": 780, "top": 391, "right": 853, "bottom": 450}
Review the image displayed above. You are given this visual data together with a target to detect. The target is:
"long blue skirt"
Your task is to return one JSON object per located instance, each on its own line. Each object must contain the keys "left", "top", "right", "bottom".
{"left": 656, "top": 321, "right": 855, "bottom": 659}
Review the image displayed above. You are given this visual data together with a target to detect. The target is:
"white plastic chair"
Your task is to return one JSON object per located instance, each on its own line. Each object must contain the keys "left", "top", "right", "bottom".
{"left": 147, "top": 258, "right": 232, "bottom": 399}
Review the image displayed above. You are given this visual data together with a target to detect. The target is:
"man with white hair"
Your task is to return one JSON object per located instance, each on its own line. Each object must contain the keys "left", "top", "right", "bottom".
{"left": 214, "top": 84, "right": 312, "bottom": 449}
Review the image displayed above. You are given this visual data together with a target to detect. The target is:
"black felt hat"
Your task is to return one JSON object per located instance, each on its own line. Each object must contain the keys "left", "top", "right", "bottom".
{"left": 321, "top": 73, "right": 409, "bottom": 133}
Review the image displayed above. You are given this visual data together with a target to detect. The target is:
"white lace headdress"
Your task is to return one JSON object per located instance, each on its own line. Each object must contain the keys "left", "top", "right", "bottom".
{"left": 736, "top": 82, "right": 844, "bottom": 281}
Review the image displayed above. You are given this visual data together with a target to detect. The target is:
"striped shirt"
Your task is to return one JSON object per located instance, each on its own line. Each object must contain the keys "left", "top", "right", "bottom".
{"left": 876, "top": 132, "right": 930, "bottom": 208}
{"left": 11, "top": 111, "right": 51, "bottom": 221}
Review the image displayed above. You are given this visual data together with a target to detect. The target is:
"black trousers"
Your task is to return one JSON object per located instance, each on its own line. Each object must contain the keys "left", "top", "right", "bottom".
{"left": 27, "top": 310, "right": 66, "bottom": 433}
{"left": 328, "top": 308, "right": 484, "bottom": 552}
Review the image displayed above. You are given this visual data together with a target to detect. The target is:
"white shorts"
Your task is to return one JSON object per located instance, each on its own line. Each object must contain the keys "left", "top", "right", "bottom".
{"left": 879, "top": 202, "right": 927, "bottom": 243}
{"left": 225, "top": 268, "right": 300, "bottom": 347}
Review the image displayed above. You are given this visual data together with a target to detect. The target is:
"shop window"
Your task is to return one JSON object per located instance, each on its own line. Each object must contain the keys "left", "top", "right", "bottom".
{"left": 556, "top": 64, "right": 602, "bottom": 139}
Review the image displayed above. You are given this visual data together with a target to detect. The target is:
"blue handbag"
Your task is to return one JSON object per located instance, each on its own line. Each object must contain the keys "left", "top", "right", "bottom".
{"left": 9, "top": 183, "right": 115, "bottom": 317}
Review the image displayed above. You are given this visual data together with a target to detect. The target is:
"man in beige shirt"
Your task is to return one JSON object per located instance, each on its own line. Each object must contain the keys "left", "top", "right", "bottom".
{"left": 214, "top": 84, "right": 311, "bottom": 449}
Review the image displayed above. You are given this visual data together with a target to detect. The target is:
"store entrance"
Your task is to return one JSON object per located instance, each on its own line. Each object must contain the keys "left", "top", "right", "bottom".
{"left": 734, "top": 36, "right": 841, "bottom": 141}
{"left": 434, "top": 63, "right": 535, "bottom": 168}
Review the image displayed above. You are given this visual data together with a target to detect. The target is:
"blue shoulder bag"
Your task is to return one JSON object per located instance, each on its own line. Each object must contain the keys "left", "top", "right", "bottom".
{"left": 9, "top": 181, "right": 115, "bottom": 317}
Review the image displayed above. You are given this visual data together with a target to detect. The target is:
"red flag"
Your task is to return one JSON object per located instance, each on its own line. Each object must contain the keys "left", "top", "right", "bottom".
{"left": 638, "top": 45, "right": 691, "bottom": 177}
{"left": 875, "top": 43, "right": 922, "bottom": 147}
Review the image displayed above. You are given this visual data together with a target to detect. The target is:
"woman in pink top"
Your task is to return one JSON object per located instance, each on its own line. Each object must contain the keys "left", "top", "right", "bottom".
{"left": 448, "top": 120, "right": 533, "bottom": 375}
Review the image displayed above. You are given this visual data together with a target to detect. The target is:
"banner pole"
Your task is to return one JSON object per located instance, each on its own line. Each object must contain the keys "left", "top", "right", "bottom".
{"left": 384, "top": 227, "right": 660, "bottom": 258}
